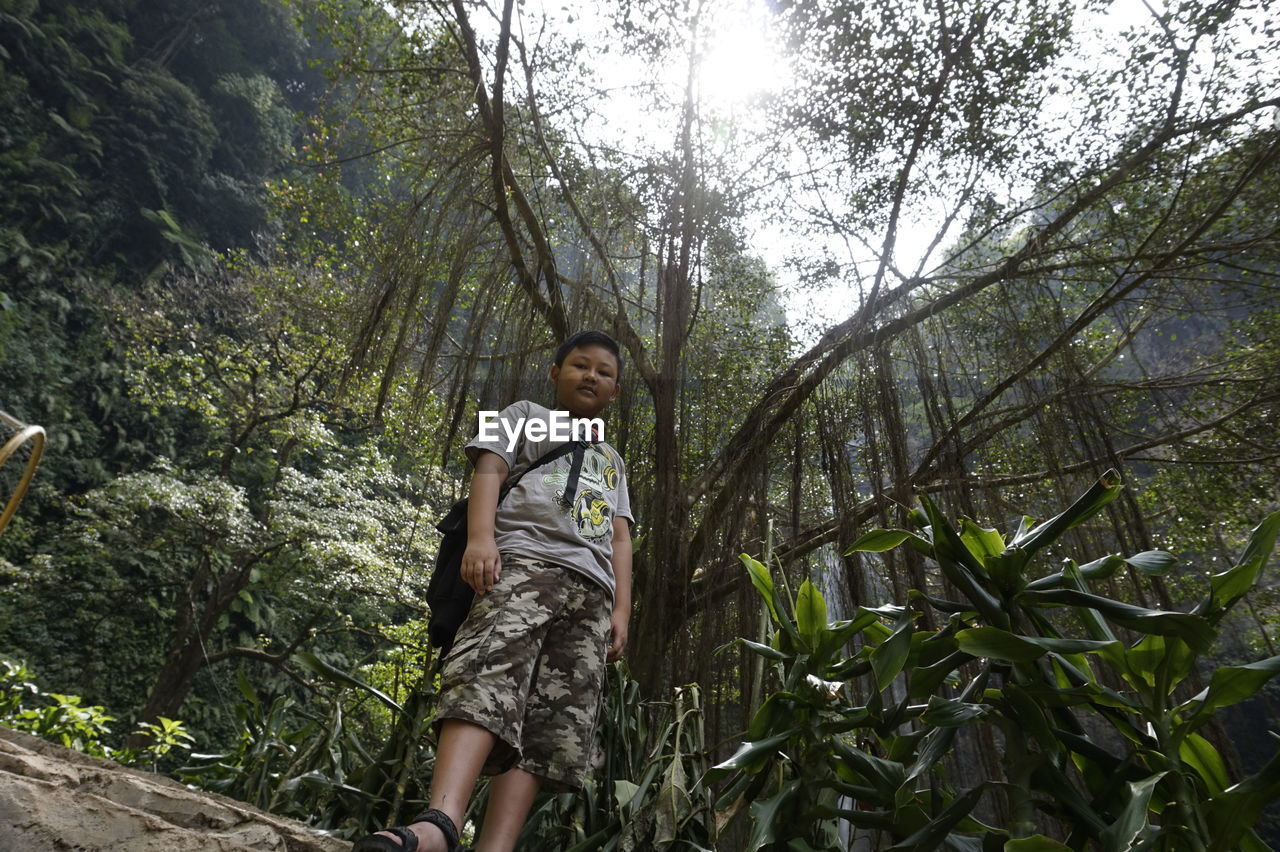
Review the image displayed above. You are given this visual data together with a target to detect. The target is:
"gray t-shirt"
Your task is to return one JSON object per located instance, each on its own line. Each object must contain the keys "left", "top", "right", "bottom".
{"left": 465, "top": 400, "right": 633, "bottom": 598}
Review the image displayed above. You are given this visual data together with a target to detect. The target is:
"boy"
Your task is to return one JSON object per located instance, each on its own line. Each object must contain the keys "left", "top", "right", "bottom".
{"left": 354, "top": 331, "right": 633, "bottom": 852}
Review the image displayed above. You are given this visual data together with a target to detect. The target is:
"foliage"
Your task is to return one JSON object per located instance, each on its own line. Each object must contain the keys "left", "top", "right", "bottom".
{"left": 715, "top": 472, "right": 1280, "bottom": 850}
{"left": 508, "top": 673, "right": 716, "bottom": 851}
{"left": 169, "top": 646, "right": 719, "bottom": 848}
{"left": 1, "top": 658, "right": 193, "bottom": 769}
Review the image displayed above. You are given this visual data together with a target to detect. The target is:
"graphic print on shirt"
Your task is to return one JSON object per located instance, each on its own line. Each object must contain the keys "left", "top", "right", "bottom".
{"left": 541, "top": 446, "right": 619, "bottom": 543}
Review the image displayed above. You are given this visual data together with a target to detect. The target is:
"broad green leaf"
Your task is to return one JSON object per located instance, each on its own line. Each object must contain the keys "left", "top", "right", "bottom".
{"left": 1020, "top": 588, "right": 1216, "bottom": 651}
{"left": 907, "top": 724, "right": 958, "bottom": 782}
{"left": 816, "top": 609, "right": 882, "bottom": 662}
{"left": 1099, "top": 772, "right": 1164, "bottom": 852}
{"left": 871, "top": 608, "right": 915, "bottom": 690}
{"left": 920, "top": 497, "right": 1009, "bottom": 628}
{"left": 847, "top": 528, "right": 928, "bottom": 553}
{"left": 1011, "top": 469, "right": 1122, "bottom": 556}
{"left": 746, "top": 778, "right": 799, "bottom": 851}
{"left": 832, "top": 737, "right": 908, "bottom": 798}
{"left": 796, "top": 578, "right": 827, "bottom": 650}
{"left": 1207, "top": 733, "right": 1280, "bottom": 852}
{"left": 921, "top": 695, "right": 989, "bottom": 727}
{"left": 885, "top": 783, "right": 986, "bottom": 851}
{"left": 956, "top": 627, "right": 1116, "bottom": 664}
{"left": 1203, "top": 510, "right": 1280, "bottom": 618}
{"left": 909, "top": 650, "right": 971, "bottom": 701}
{"left": 292, "top": 653, "right": 404, "bottom": 714}
{"left": 1030, "top": 758, "right": 1110, "bottom": 836}
{"left": 614, "top": 779, "right": 640, "bottom": 811}
{"left": 1054, "top": 560, "right": 1119, "bottom": 643}
{"left": 1179, "top": 732, "right": 1229, "bottom": 795}
{"left": 921, "top": 495, "right": 992, "bottom": 580}
{"left": 910, "top": 588, "right": 974, "bottom": 613}
{"left": 1123, "top": 550, "right": 1177, "bottom": 575}
{"left": 960, "top": 518, "right": 1006, "bottom": 563}
{"left": 1002, "top": 684, "right": 1058, "bottom": 756}
{"left": 710, "top": 729, "right": 797, "bottom": 776}
{"left": 1181, "top": 654, "right": 1280, "bottom": 726}
{"left": 729, "top": 637, "right": 791, "bottom": 662}
{"left": 741, "top": 554, "right": 779, "bottom": 623}
{"left": 1005, "top": 836, "right": 1072, "bottom": 851}
{"left": 747, "top": 692, "right": 793, "bottom": 740}
{"left": 957, "top": 628, "right": 1047, "bottom": 663}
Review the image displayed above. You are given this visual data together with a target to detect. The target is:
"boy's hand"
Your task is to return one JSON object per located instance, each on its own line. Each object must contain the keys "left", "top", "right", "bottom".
{"left": 462, "top": 538, "right": 502, "bottom": 595}
{"left": 606, "top": 608, "right": 629, "bottom": 662}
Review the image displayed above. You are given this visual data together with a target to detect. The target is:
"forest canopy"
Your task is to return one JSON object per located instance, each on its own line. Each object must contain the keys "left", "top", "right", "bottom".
{"left": 1, "top": 0, "right": 1278, "bottom": 847}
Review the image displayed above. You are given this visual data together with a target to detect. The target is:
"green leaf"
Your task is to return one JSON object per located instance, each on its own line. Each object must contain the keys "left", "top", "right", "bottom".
{"left": 1202, "top": 510, "right": 1280, "bottom": 618}
{"left": 1208, "top": 734, "right": 1280, "bottom": 852}
{"left": 816, "top": 609, "right": 883, "bottom": 662}
{"left": 956, "top": 627, "right": 1117, "bottom": 664}
{"left": 847, "top": 528, "right": 928, "bottom": 553}
{"left": 614, "top": 779, "right": 640, "bottom": 811}
{"left": 1002, "top": 683, "right": 1059, "bottom": 756}
{"left": 832, "top": 737, "right": 908, "bottom": 798}
{"left": 909, "top": 650, "right": 971, "bottom": 701}
{"left": 1179, "top": 732, "right": 1229, "bottom": 795}
{"left": 871, "top": 607, "right": 915, "bottom": 690}
{"left": 291, "top": 653, "right": 404, "bottom": 714}
{"left": 710, "top": 729, "right": 797, "bottom": 776}
{"left": 746, "top": 778, "right": 799, "bottom": 851}
{"left": 1011, "top": 469, "right": 1122, "bottom": 556}
{"left": 1123, "top": 550, "right": 1176, "bottom": 575}
{"left": 1181, "top": 654, "right": 1280, "bottom": 725}
{"left": 796, "top": 578, "right": 828, "bottom": 650}
{"left": 1099, "top": 773, "right": 1164, "bottom": 852}
{"left": 921, "top": 695, "right": 989, "bottom": 727}
{"left": 919, "top": 496, "right": 1009, "bottom": 629}
{"left": 885, "top": 783, "right": 986, "bottom": 851}
{"left": 730, "top": 637, "right": 792, "bottom": 662}
{"left": 959, "top": 518, "right": 1006, "bottom": 563}
{"left": 741, "top": 554, "right": 779, "bottom": 623}
{"left": 1005, "top": 836, "right": 1073, "bottom": 851}
{"left": 1020, "top": 588, "right": 1216, "bottom": 651}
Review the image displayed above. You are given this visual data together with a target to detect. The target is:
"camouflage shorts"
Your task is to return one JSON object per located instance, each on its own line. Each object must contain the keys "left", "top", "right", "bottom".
{"left": 435, "top": 555, "right": 611, "bottom": 791}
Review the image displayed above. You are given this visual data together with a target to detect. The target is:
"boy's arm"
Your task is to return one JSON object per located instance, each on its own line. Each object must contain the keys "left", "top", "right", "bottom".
{"left": 462, "top": 450, "right": 510, "bottom": 596}
{"left": 607, "top": 516, "right": 632, "bottom": 663}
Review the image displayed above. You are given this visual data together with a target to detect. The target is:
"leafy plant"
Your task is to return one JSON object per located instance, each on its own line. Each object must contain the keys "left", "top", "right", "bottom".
{"left": 1, "top": 658, "right": 193, "bottom": 769}
{"left": 714, "top": 471, "right": 1280, "bottom": 850}
{"left": 507, "top": 667, "right": 716, "bottom": 851}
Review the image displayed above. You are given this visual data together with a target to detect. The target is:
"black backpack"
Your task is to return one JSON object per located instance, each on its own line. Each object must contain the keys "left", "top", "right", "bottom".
{"left": 426, "top": 440, "right": 588, "bottom": 656}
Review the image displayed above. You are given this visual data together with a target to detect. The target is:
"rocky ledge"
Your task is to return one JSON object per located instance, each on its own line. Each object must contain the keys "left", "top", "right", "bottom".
{"left": 0, "top": 726, "right": 349, "bottom": 851}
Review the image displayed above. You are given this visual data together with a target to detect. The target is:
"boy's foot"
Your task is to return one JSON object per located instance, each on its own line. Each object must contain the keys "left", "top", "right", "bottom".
{"left": 353, "top": 808, "right": 458, "bottom": 852}
{"left": 370, "top": 820, "right": 448, "bottom": 850}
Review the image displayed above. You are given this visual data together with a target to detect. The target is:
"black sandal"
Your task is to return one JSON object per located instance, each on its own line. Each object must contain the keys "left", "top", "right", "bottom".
{"left": 350, "top": 808, "right": 461, "bottom": 852}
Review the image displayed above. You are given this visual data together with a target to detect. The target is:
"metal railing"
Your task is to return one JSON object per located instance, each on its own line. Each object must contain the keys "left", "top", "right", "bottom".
{"left": 0, "top": 409, "right": 45, "bottom": 535}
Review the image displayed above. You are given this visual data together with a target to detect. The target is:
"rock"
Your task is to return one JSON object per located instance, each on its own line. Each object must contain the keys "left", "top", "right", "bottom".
{"left": 0, "top": 727, "right": 349, "bottom": 851}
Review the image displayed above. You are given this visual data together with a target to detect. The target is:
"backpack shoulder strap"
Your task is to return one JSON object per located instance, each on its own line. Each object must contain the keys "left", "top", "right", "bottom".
{"left": 499, "top": 440, "right": 584, "bottom": 501}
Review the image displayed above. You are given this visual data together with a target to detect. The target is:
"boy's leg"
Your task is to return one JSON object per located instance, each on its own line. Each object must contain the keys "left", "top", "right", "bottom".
{"left": 370, "top": 718, "right": 494, "bottom": 850}
{"left": 474, "top": 767, "right": 541, "bottom": 852}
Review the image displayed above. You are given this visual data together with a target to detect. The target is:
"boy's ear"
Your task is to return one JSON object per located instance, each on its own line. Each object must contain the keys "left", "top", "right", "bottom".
{"left": 549, "top": 363, "right": 560, "bottom": 384}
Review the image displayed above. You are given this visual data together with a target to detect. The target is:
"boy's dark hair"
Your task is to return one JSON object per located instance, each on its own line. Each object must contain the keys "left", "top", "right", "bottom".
{"left": 554, "top": 330, "right": 622, "bottom": 380}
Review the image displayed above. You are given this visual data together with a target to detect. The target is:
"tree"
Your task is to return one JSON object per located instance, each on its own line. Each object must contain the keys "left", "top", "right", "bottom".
{"left": 313, "top": 0, "right": 1279, "bottom": 698}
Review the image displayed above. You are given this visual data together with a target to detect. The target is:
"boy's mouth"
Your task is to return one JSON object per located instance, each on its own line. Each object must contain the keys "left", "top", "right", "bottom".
{"left": 577, "top": 385, "right": 596, "bottom": 397}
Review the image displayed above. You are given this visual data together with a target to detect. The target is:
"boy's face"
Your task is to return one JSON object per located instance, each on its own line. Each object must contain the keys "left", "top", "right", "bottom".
{"left": 550, "top": 344, "right": 620, "bottom": 419}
